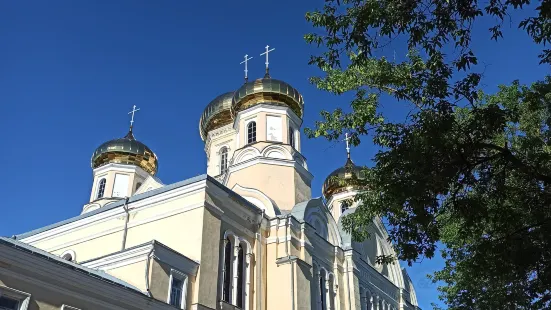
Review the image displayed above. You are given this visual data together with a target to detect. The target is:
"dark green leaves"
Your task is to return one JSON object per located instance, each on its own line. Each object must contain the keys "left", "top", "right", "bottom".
{"left": 306, "top": 0, "right": 551, "bottom": 308}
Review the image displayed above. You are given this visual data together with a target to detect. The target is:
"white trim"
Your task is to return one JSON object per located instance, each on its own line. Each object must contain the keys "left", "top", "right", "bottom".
{"left": 231, "top": 184, "right": 277, "bottom": 217}
{"left": 61, "top": 305, "right": 81, "bottom": 310}
{"left": 0, "top": 286, "right": 31, "bottom": 310}
{"left": 82, "top": 241, "right": 199, "bottom": 276}
{"left": 93, "top": 163, "right": 149, "bottom": 180}
{"left": 235, "top": 104, "right": 302, "bottom": 128}
{"left": 326, "top": 190, "right": 360, "bottom": 209}
{"left": 168, "top": 269, "right": 188, "bottom": 310}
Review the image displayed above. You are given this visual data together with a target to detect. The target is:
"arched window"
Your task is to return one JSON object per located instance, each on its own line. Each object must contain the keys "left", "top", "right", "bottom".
{"left": 220, "top": 147, "right": 229, "bottom": 175}
{"left": 236, "top": 244, "right": 245, "bottom": 308}
{"left": 247, "top": 121, "right": 256, "bottom": 144}
{"left": 96, "top": 178, "right": 106, "bottom": 199}
{"left": 340, "top": 201, "right": 350, "bottom": 214}
{"left": 289, "top": 126, "right": 295, "bottom": 148}
{"left": 319, "top": 273, "right": 326, "bottom": 310}
{"left": 222, "top": 238, "right": 232, "bottom": 303}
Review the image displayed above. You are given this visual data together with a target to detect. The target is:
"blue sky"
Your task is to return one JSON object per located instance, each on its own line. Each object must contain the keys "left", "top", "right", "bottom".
{"left": 0, "top": 1, "right": 548, "bottom": 308}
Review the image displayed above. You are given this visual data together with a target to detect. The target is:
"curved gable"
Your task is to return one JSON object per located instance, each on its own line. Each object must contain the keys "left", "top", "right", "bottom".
{"left": 291, "top": 198, "right": 341, "bottom": 246}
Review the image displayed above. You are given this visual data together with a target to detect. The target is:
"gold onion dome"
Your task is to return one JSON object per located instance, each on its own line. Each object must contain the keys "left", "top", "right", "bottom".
{"left": 231, "top": 77, "right": 304, "bottom": 118}
{"left": 199, "top": 91, "right": 234, "bottom": 141}
{"left": 91, "top": 129, "right": 158, "bottom": 175}
{"left": 322, "top": 156, "right": 366, "bottom": 200}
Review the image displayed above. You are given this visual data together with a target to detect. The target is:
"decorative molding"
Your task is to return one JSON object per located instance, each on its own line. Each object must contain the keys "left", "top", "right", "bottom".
{"left": 93, "top": 163, "right": 149, "bottom": 180}
{"left": 83, "top": 241, "right": 199, "bottom": 276}
{"left": 228, "top": 156, "right": 313, "bottom": 183}
{"left": 234, "top": 104, "right": 302, "bottom": 128}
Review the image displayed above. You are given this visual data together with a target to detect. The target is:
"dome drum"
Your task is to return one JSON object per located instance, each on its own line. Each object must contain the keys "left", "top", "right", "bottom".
{"left": 231, "top": 78, "right": 304, "bottom": 118}
{"left": 91, "top": 131, "right": 158, "bottom": 175}
{"left": 199, "top": 92, "right": 234, "bottom": 141}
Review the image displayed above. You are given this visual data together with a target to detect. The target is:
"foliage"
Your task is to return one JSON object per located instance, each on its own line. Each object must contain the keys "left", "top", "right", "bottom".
{"left": 305, "top": 0, "right": 551, "bottom": 308}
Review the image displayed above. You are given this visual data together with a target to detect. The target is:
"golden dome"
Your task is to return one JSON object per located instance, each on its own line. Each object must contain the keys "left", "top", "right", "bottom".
{"left": 91, "top": 130, "right": 158, "bottom": 175}
{"left": 322, "top": 157, "right": 366, "bottom": 200}
{"left": 231, "top": 77, "right": 304, "bottom": 118}
{"left": 199, "top": 91, "right": 234, "bottom": 141}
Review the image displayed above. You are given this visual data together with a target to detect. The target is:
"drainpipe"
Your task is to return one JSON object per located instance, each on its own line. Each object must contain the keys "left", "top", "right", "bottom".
{"left": 144, "top": 246, "right": 154, "bottom": 297}
{"left": 121, "top": 197, "right": 130, "bottom": 251}
{"left": 257, "top": 209, "right": 265, "bottom": 310}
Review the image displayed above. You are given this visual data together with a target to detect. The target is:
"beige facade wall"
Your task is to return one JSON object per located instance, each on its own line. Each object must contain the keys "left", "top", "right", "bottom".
{"left": 31, "top": 191, "right": 206, "bottom": 264}
{"left": 227, "top": 163, "right": 311, "bottom": 211}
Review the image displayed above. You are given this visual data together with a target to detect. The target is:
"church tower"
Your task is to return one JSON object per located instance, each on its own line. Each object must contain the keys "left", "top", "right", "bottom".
{"left": 83, "top": 106, "right": 158, "bottom": 214}
{"left": 199, "top": 47, "right": 312, "bottom": 213}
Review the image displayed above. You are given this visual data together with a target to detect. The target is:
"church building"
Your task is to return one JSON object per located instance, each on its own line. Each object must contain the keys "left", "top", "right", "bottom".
{"left": 0, "top": 55, "right": 422, "bottom": 310}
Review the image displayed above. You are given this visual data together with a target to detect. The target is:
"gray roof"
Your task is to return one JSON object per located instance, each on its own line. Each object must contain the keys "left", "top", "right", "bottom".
{"left": 0, "top": 236, "right": 142, "bottom": 293}
{"left": 15, "top": 174, "right": 263, "bottom": 240}
{"left": 290, "top": 197, "right": 325, "bottom": 222}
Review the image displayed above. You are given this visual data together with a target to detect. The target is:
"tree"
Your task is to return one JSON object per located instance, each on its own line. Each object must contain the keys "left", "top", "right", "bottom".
{"left": 304, "top": 0, "right": 551, "bottom": 308}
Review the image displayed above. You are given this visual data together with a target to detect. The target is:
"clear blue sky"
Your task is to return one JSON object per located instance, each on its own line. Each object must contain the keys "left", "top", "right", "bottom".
{"left": 0, "top": 1, "right": 547, "bottom": 309}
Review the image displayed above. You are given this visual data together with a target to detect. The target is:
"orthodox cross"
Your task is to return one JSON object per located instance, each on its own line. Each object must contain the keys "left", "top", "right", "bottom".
{"left": 128, "top": 105, "right": 140, "bottom": 129}
{"left": 260, "top": 45, "right": 275, "bottom": 77}
{"left": 240, "top": 54, "right": 253, "bottom": 83}
{"left": 345, "top": 133, "right": 351, "bottom": 158}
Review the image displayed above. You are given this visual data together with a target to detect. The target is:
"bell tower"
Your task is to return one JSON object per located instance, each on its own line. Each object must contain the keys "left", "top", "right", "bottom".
{"left": 198, "top": 48, "right": 312, "bottom": 213}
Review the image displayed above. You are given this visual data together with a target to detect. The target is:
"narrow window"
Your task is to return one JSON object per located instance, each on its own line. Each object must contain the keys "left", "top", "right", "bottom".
{"left": 340, "top": 201, "right": 350, "bottom": 214}
{"left": 319, "top": 274, "right": 326, "bottom": 310}
{"left": 0, "top": 296, "right": 19, "bottom": 310}
{"left": 247, "top": 122, "right": 256, "bottom": 144}
{"left": 135, "top": 182, "right": 142, "bottom": 191}
{"left": 236, "top": 244, "right": 245, "bottom": 308}
{"left": 289, "top": 126, "right": 295, "bottom": 148}
{"left": 220, "top": 147, "right": 228, "bottom": 175}
{"left": 169, "top": 276, "right": 184, "bottom": 307}
{"left": 96, "top": 178, "right": 106, "bottom": 199}
{"left": 222, "top": 238, "right": 232, "bottom": 303}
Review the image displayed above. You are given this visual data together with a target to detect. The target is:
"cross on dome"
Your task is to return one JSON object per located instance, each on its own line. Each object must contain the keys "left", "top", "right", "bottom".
{"left": 260, "top": 45, "right": 275, "bottom": 78}
{"left": 345, "top": 133, "right": 351, "bottom": 159}
{"left": 128, "top": 105, "right": 140, "bottom": 131}
{"left": 240, "top": 54, "right": 253, "bottom": 83}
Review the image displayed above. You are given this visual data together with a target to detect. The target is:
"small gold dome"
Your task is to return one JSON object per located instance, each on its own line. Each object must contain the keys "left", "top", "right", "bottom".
{"left": 199, "top": 91, "right": 234, "bottom": 141}
{"left": 91, "top": 130, "right": 158, "bottom": 175}
{"left": 322, "top": 157, "right": 366, "bottom": 200}
{"left": 231, "top": 77, "right": 304, "bottom": 118}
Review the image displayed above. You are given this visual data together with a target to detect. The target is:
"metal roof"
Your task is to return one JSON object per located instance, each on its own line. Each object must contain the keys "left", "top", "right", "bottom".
{"left": 0, "top": 236, "right": 142, "bottom": 293}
